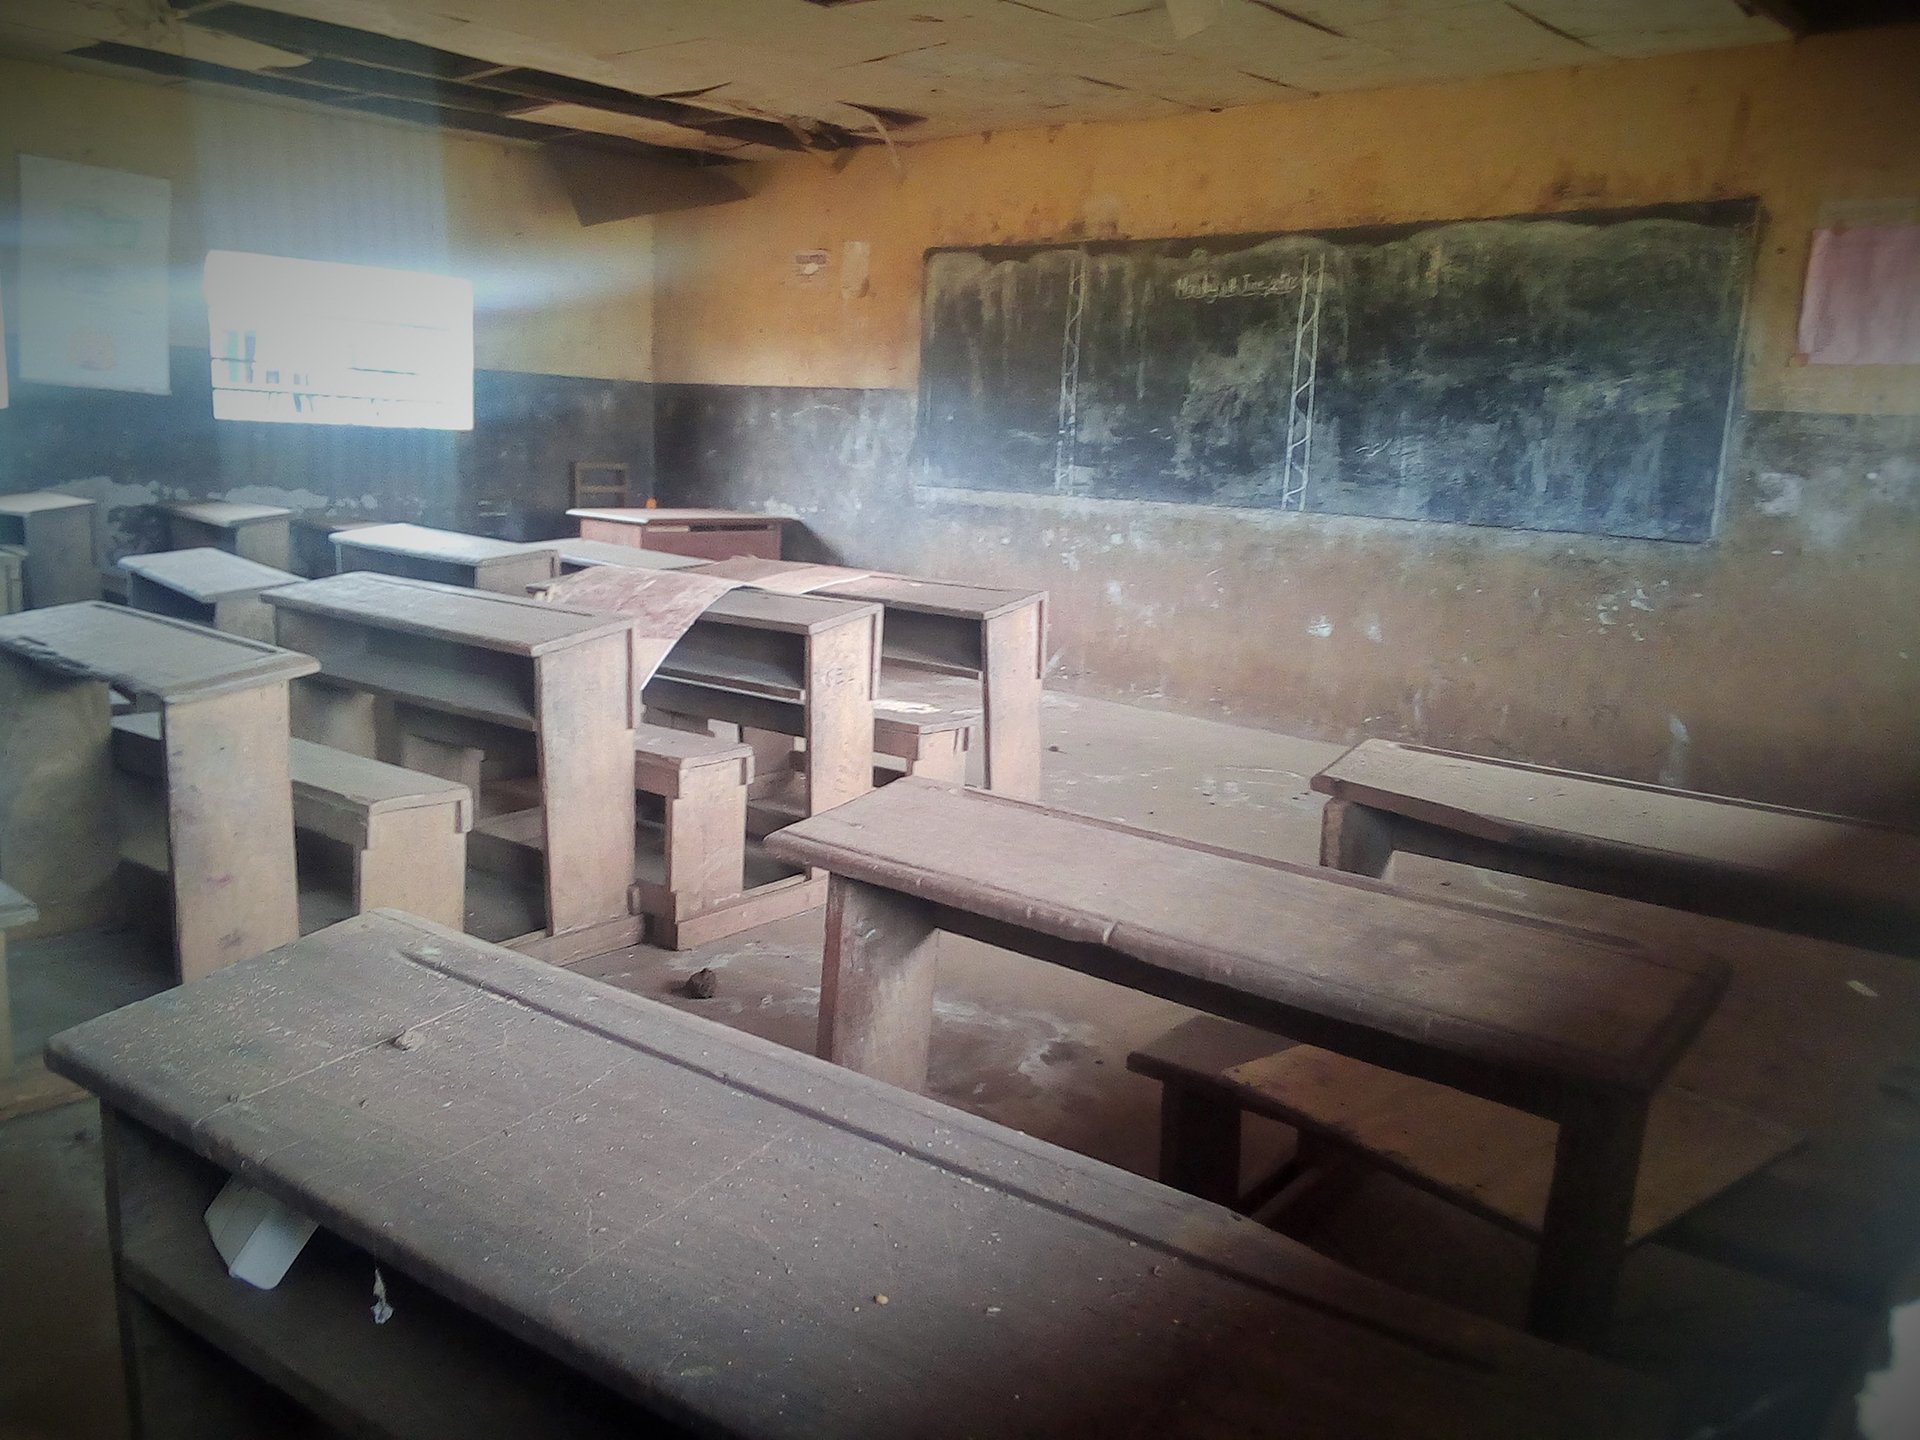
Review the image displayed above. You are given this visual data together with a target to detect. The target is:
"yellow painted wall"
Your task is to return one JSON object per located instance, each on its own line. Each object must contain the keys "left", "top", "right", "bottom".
{"left": 655, "top": 27, "right": 1920, "bottom": 417}
{"left": 0, "top": 55, "right": 654, "bottom": 381}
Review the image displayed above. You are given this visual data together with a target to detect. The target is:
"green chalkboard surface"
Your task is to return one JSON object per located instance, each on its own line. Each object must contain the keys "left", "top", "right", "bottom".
{"left": 917, "top": 200, "right": 1756, "bottom": 543}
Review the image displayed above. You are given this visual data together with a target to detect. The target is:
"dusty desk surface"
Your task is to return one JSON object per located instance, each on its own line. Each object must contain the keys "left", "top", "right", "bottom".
{"left": 121, "top": 548, "right": 299, "bottom": 601}
{"left": 569, "top": 507, "right": 798, "bottom": 528}
{"left": 47, "top": 912, "right": 1669, "bottom": 1440}
{"left": 163, "top": 500, "right": 292, "bottom": 526}
{"left": 820, "top": 573, "right": 1045, "bottom": 620}
{"left": 0, "top": 601, "right": 317, "bottom": 700}
{"left": 1315, "top": 739, "right": 1920, "bottom": 912}
{"left": 0, "top": 491, "right": 95, "bottom": 516}
{"left": 558, "top": 537, "right": 708, "bottom": 571}
{"left": 267, "top": 573, "right": 631, "bottom": 656}
{"left": 336, "top": 523, "right": 558, "bottom": 564}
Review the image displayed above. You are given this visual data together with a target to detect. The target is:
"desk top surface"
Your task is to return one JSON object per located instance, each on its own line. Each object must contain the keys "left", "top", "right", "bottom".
{"left": 266, "top": 572, "right": 632, "bottom": 657}
{"left": 768, "top": 781, "right": 1725, "bottom": 1097}
{"left": 163, "top": 500, "right": 292, "bottom": 526}
{"left": 1314, "top": 740, "right": 1920, "bottom": 912}
{"left": 0, "top": 491, "right": 94, "bottom": 516}
{"left": 557, "top": 537, "right": 707, "bottom": 571}
{"left": 820, "top": 573, "right": 1045, "bottom": 620}
{"left": 121, "top": 547, "right": 300, "bottom": 602}
{"left": 46, "top": 911, "right": 1667, "bottom": 1440}
{"left": 336, "top": 523, "right": 557, "bottom": 567}
{"left": 570, "top": 507, "right": 797, "bottom": 529}
{"left": 0, "top": 601, "right": 316, "bottom": 701}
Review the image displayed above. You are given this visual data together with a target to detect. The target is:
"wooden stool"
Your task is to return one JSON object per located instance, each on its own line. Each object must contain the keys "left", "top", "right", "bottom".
{"left": 116, "top": 715, "right": 472, "bottom": 932}
{"left": 631, "top": 725, "right": 753, "bottom": 949}
{"left": 873, "top": 706, "right": 975, "bottom": 785}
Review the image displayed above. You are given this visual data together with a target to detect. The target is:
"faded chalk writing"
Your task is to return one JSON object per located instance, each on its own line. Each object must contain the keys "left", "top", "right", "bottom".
{"left": 1175, "top": 270, "right": 1310, "bottom": 301}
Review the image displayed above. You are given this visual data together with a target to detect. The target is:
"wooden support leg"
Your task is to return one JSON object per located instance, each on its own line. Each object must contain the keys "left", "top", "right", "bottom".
{"left": 803, "top": 623, "right": 877, "bottom": 816}
{"left": 162, "top": 686, "right": 302, "bottom": 982}
{"left": 817, "top": 878, "right": 940, "bottom": 1092}
{"left": 1529, "top": 1090, "right": 1649, "bottom": 1345}
{"left": 903, "top": 731, "right": 969, "bottom": 785}
{"left": 534, "top": 643, "right": 636, "bottom": 936}
{"left": 980, "top": 604, "right": 1043, "bottom": 799}
{"left": 741, "top": 727, "right": 798, "bottom": 800}
{"left": 355, "top": 807, "right": 467, "bottom": 931}
{"left": 1157, "top": 1083, "right": 1242, "bottom": 1207}
{"left": 398, "top": 733, "right": 486, "bottom": 811}
{"left": 665, "top": 770, "right": 747, "bottom": 913}
{"left": 1318, "top": 798, "right": 1397, "bottom": 876}
{"left": 290, "top": 677, "right": 379, "bottom": 757}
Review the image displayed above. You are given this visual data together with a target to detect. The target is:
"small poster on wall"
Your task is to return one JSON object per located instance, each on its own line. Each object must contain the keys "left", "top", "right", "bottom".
{"left": 18, "top": 155, "right": 172, "bottom": 395}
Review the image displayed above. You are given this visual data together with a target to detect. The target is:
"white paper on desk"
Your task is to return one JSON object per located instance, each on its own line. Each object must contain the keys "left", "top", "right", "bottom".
{"left": 205, "top": 1176, "right": 318, "bottom": 1290}
{"left": 1797, "top": 223, "right": 1920, "bottom": 365}
{"left": 539, "top": 566, "right": 743, "bottom": 686}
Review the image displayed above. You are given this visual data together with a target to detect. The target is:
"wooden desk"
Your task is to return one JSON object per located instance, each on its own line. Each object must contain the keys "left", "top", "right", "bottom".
{"left": 163, "top": 501, "right": 293, "bottom": 570}
{"left": 332, "top": 523, "right": 560, "bottom": 595}
{"left": 1314, "top": 740, "right": 1920, "bottom": 955}
{"left": 289, "top": 515, "right": 378, "bottom": 578}
{"left": 556, "top": 537, "right": 708, "bottom": 574}
{"left": 47, "top": 911, "right": 1671, "bottom": 1440}
{"left": 817, "top": 575, "right": 1046, "bottom": 798}
{"left": 644, "top": 588, "right": 882, "bottom": 820}
{"left": 0, "top": 603, "right": 315, "bottom": 978}
{"left": 768, "top": 780, "right": 1727, "bottom": 1345}
{"left": 571, "top": 506, "right": 799, "bottom": 561}
{"left": 0, "top": 491, "right": 100, "bottom": 606}
{"left": 265, "top": 573, "right": 636, "bottom": 949}
{"left": 122, "top": 548, "right": 299, "bottom": 642}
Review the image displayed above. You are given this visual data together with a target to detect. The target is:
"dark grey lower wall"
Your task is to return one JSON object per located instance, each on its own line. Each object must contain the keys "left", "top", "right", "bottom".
{"left": 655, "top": 383, "right": 1920, "bottom": 822}
{"left": 1, "top": 342, "right": 652, "bottom": 554}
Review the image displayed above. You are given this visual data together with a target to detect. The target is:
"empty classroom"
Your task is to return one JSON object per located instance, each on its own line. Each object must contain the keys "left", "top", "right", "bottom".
{"left": 1, "top": 4, "right": 1917, "bottom": 1438}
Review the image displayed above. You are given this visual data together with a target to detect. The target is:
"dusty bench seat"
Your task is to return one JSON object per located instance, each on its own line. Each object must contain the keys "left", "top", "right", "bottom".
{"left": 767, "top": 778, "right": 1729, "bottom": 1345}
{"left": 46, "top": 911, "right": 1672, "bottom": 1440}
{"left": 872, "top": 701, "right": 975, "bottom": 784}
{"left": 115, "top": 714, "right": 471, "bottom": 931}
{"left": 630, "top": 723, "right": 765, "bottom": 949}
{"left": 1314, "top": 738, "right": 1920, "bottom": 955}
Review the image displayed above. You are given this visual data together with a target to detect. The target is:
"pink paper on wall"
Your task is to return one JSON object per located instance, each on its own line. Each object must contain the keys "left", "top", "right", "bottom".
{"left": 1796, "top": 224, "right": 1920, "bottom": 365}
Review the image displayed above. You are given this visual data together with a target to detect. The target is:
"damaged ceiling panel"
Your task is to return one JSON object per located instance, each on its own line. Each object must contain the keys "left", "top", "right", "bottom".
{"left": 0, "top": 1, "right": 1815, "bottom": 166}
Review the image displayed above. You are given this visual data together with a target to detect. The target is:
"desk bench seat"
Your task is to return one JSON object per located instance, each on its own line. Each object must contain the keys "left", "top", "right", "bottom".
{"left": 767, "top": 779, "right": 1728, "bottom": 1344}
{"left": 1315, "top": 739, "right": 1920, "bottom": 955}
{"left": 115, "top": 715, "right": 471, "bottom": 931}
{"left": 873, "top": 703, "right": 975, "bottom": 784}
{"left": 47, "top": 912, "right": 1672, "bottom": 1440}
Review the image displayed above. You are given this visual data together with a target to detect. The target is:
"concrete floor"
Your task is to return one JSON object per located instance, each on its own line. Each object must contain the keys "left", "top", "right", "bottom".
{"left": 0, "top": 679, "right": 1902, "bottom": 1438}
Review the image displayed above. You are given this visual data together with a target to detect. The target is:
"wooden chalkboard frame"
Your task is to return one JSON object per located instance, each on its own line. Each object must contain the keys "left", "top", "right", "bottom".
{"left": 916, "top": 199, "right": 1758, "bottom": 544}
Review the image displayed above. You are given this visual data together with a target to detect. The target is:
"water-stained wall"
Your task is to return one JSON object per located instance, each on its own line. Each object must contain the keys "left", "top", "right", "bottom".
{"left": 653, "top": 29, "right": 1920, "bottom": 819}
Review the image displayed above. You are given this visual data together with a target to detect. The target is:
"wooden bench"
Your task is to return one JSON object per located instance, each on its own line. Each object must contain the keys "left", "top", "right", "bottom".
{"left": 1131, "top": 852, "right": 1920, "bottom": 1317}
{"left": 1315, "top": 739, "right": 1920, "bottom": 955}
{"left": 873, "top": 703, "right": 975, "bottom": 784}
{"left": 630, "top": 725, "right": 771, "bottom": 949}
{"left": 333, "top": 523, "right": 560, "bottom": 595}
{"left": 0, "top": 603, "right": 316, "bottom": 977}
{"left": 162, "top": 500, "right": 293, "bottom": 570}
{"left": 0, "top": 491, "right": 99, "bottom": 605}
{"left": 767, "top": 779, "right": 1728, "bottom": 1345}
{"left": 46, "top": 911, "right": 1673, "bottom": 1440}
{"left": 122, "top": 548, "right": 300, "bottom": 642}
{"left": 114, "top": 714, "right": 472, "bottom": 932}
{"left": 266, "top": 573, "right": 639, "bottom": 957}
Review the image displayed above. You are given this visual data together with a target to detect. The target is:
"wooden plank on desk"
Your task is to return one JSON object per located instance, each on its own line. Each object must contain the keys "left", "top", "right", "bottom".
{"left": 557, "top": 538, "right": 706, "bottom": 573}
{"left": 266, "top": 573, "right": 632, "bottom": 657}
{"left": 1315, "top": 739, "right": 1920, "bottom": 916}
{"left": 163, "top": 501, "right": 290, "bottom": 528}
{"left": 767, "top": 781, "right": 1725, "bottom": 1099}
{"left": 48, "top": 912, "right": 1671, "bottom": 1440}
{"left": 0, "top": 602, "right": 317, "bottom": 701}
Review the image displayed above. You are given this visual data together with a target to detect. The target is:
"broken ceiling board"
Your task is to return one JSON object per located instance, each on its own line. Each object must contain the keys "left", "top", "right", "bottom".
{"left": 542, "top": 142, "right": 752, "bottom": 223}
{"left": 510, "top": 100, "right": 767, "bottom": 155}
{"left": 1341, "top": 3, "right": 1602, "bottom": 71}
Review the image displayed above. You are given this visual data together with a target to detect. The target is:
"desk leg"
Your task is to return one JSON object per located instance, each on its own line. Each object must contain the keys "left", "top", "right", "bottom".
{"left": 534, "top": 640, "right": 636, "bottom": 936}
{"left": 1530, "top": 1090, "right": 1648, "bottom": 1345}
{"left": 1157, "top": 1082, "right": 1242, "bottom": 1207}
{"left": 163, "top": 686, "right": 301, "bottom": 982}
{"left": 0, "top": 659, "right": 118, "bottom": 932}
{"left": 1319, "top": 799, "right": 1396, "bottom": 876}
{"left": 817, "top": 877, "right": 939, "bottom": 1092}
{"left": 980, "top": 605, "right": 1043, "bottom": 799}
{"left": 804, "top": 622, "right": 877, "bottom": 816}
{"left": 356, "top": 808, "right": 468, "bottom": 932}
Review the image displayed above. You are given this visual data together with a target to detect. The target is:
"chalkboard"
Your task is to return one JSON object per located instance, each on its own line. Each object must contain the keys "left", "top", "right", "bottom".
{"left": 917, "top": 200, "right": 1756, "bottom": 543}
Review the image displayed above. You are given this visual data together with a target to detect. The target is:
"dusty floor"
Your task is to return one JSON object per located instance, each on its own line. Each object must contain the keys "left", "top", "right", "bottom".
{"left": 0, "top": 678, "right": 1902, "bottom": 1437}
